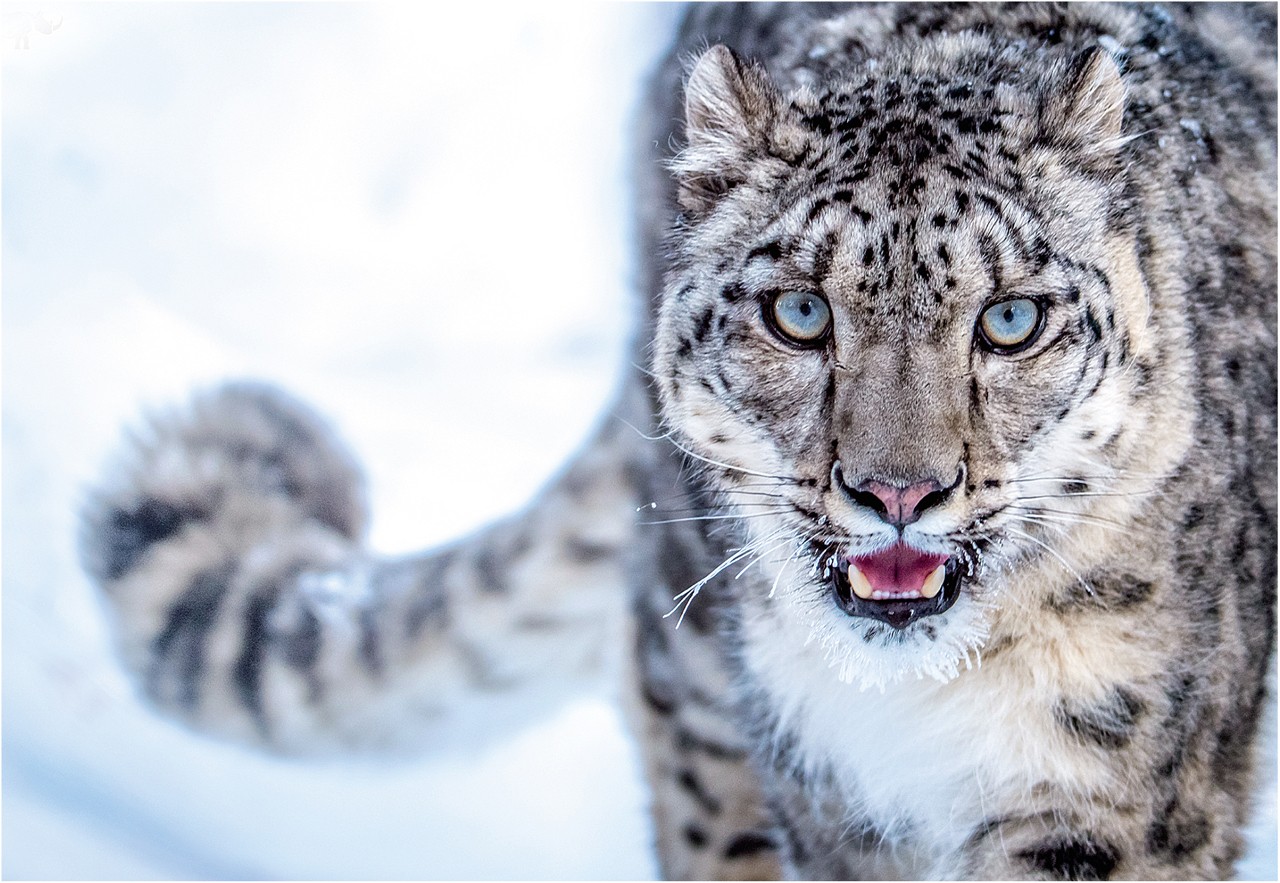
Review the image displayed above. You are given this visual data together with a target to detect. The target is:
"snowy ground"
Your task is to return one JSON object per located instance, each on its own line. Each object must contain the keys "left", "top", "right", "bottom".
{"left": 2, "top": 3, "right": 1274, "bottom": 880}
{"left": 4, "top": 4, "right": 675, "bottom": 878}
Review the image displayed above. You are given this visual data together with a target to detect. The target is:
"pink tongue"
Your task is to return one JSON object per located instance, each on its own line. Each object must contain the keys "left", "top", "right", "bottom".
{"left": 849, "top": 544, "right": 948, "bottom": 594}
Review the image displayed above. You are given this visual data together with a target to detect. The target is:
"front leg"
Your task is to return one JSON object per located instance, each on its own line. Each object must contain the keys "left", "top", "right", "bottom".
{"left": 959, "top": 792, "right": 1236, "bottom": 881}
{"left": 625, "top": 504, "right": 782, "bottom": 881}
{"left": 954, "top": 667, "right": 1249, "bottom": 880}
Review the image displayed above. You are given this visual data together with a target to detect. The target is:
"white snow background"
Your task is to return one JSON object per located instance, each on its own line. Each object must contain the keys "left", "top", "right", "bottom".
{"left": 2, "top": 3, "right": 1274, "bottom": 880}
{"left": 4, "top": 2, "right": 677, "bottom": 878}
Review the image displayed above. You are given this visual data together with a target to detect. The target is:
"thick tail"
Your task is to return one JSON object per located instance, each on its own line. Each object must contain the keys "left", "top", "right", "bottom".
{"left": 79, "top": 382, "right": 642, "bottom": 756}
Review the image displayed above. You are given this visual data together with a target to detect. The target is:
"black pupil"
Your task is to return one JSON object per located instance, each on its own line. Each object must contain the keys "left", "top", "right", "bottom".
{"left": 799, "top": 300, "right": 813, "bottom": 316}
{"left": 1002, "top": 307, "right": 1015, "bottom": 322}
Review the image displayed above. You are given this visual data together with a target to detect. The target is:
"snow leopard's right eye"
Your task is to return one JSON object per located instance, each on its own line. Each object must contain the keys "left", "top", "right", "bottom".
{"left": 767, "top": 291, "right": 832, "bottom": 347}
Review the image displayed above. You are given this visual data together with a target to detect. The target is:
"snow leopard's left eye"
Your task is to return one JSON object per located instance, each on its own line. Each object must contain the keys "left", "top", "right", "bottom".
{"left": 767, "top": 291, "right": 832, "bottom": 346}
{"left": 977, "top": 297, "right": 1044, "bottom": 353}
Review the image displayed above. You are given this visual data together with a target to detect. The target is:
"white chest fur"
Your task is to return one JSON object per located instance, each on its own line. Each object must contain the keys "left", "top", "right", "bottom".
{"left": 741, "top": 602, "right": 1109, "bottom": 863}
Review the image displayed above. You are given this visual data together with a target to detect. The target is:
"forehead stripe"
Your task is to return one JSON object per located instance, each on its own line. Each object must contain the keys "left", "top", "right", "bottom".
{"left": 970, "top": 190, "right": 1053, "bottom": 273}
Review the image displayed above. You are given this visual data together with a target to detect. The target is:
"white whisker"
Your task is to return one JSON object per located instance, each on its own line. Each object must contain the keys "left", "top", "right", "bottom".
{"left": 666, "top": 526, "right": 790, "bottom": 626}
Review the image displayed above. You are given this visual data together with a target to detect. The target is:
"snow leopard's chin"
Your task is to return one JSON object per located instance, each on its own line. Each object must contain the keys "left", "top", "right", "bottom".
{"left": 746, "top": 536, "right": 993, "bottom": 693}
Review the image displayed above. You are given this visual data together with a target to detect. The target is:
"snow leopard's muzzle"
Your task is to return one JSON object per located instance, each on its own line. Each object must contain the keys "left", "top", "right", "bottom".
{"left": 822, "top": 462, "right": 967, "bottom": 629}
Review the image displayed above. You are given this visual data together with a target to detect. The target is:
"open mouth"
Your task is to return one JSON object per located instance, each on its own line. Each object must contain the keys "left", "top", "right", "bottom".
{"left": 827, "top": 542, "right": 964, "bottom": 630}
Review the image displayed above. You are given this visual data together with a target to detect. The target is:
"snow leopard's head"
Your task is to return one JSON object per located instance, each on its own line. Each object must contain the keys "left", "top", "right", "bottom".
{"left": 652, "top": 36, "right": 1192, "bottom": 689}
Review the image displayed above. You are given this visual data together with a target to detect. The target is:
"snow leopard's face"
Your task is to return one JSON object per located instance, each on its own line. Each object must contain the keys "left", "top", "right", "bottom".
{"left": 654, "top": 44, "right": 1192, "bottom": 688}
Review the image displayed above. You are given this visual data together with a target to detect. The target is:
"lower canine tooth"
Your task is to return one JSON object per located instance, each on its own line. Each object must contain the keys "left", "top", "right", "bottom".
{"left": 921, "top": 564, "right": 946, "bottom": 599}
{"left": 848, "top": 564, "right": 874, "bottom": 600}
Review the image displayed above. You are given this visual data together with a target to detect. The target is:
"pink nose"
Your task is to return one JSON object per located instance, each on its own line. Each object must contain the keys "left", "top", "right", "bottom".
{"left": 852, "top": 477, "right": 946, "bottom": 526}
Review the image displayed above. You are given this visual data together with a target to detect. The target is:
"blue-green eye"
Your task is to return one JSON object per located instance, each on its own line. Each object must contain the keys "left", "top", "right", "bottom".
{"left": 978, "top": 297, "right": 1043, "bottom": 351}
{"left": 769, "top": 291, "right": 832, "bottom": 345}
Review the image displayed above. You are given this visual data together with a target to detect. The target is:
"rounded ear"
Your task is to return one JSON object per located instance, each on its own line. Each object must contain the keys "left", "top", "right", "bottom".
{"left": 683, "top": 45, "right": 777, "bottom": 149}
{"left": 672, "top": 45, "right": 782, "bottom": 213}
{"left": 1047, "top": 46, "right": 1126, "bottom": 150}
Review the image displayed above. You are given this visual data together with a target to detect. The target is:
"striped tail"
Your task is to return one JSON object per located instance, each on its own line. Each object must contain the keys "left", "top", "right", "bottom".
{"left": 79, "top": 382, "right": 641, "bottom": 755}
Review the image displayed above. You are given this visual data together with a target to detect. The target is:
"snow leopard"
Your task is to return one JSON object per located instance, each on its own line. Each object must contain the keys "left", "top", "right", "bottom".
{"left": 80, "top": 3, "right": 1275, "bottom": 879}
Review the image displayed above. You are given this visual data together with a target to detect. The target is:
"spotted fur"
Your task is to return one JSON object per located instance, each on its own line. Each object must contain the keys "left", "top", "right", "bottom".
{"left": 81, "top": 3, "right": 1274, "bottom": 879}
{"left": 636, "top": 2, "right": 1275, "bottom": 878}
